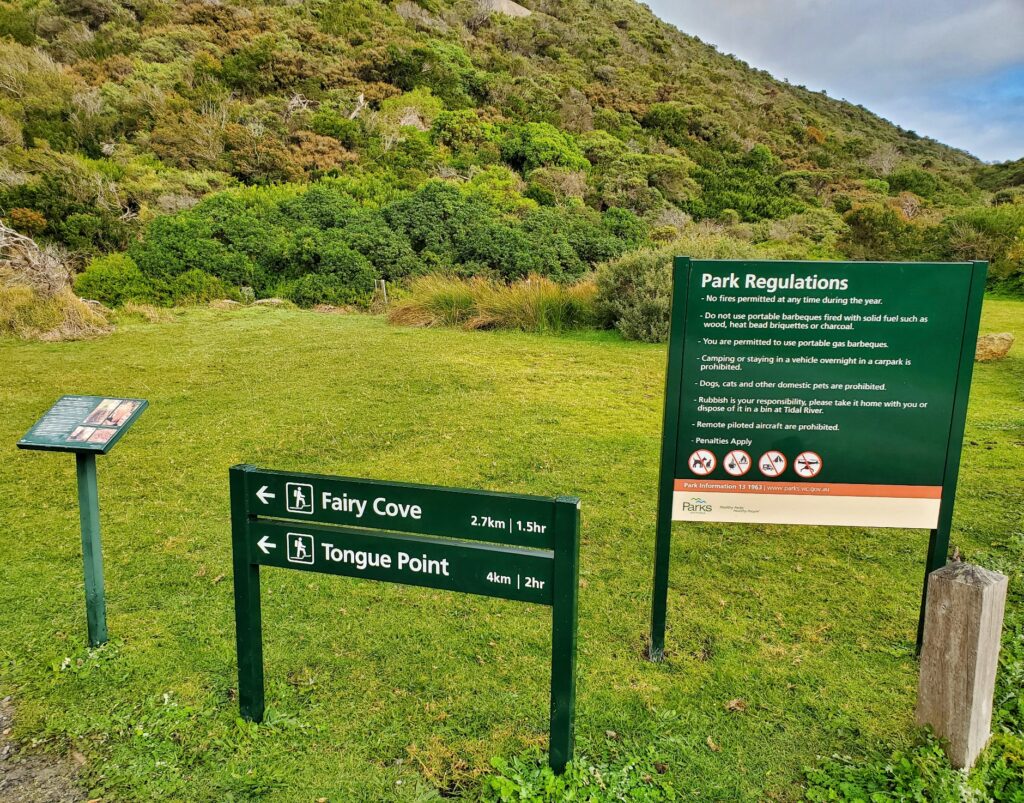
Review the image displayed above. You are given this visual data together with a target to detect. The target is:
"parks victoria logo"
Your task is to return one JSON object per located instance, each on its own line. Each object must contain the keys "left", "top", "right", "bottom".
{"left": 681, "top": 497, "right": 712, "bottom": 513}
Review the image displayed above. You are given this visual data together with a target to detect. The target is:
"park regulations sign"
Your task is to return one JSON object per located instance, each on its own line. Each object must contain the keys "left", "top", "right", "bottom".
{"left": 664, "top": 259, "right": 986, "bottom": 528}
{"left": 649, "top": 257, "right": 986, "bottom": 660}
{"left": 229, "top": 465, "right": 581, "bottom": 773}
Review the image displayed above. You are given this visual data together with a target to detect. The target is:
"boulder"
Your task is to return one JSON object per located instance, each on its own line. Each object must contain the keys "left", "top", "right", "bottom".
{"left": 478, "top": 0, "right": 532, "bottom": 18}
{"left": 975, "top": 332, "right": 1014, "bottom": 362}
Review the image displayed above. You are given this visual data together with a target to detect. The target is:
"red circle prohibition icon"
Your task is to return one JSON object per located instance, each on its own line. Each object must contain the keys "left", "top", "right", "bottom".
{"left": 688, "top": 449, "right": 717, "bottom": 476}
{"left": 758, "top": 450, "right": 787, "bottom": 477}
{"left": 723, "top": 449, "right": 752, "bottom": 477}
{"left": 794, "top": 451, "right": 823, "bottom": 478}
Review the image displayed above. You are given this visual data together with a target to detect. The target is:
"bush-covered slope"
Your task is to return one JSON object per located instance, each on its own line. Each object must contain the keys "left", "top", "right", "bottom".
{"left": 0, "top": 0, "right": 1020, "bottom": 307}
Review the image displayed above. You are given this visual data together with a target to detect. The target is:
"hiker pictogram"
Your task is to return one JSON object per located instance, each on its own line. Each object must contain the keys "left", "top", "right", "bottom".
{"left": 794, "top": 451, "right": 822, "bottom": 478}
{"left": 723, "top": 449, "right": 751, "bottom": 477}
{"left": 758, "top": 451, "right": 786, "bottom": 477}
{"left": 285, "top": 482, "right": 315, "bottom": 514}
{"left": 286, "top": 532, "right": 315, "bottom": 565}
{"left": 688, "top": 449, "right": 716, "bottom": 476}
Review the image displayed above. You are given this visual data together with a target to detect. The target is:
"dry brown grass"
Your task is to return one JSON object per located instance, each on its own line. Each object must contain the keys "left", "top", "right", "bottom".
{"left": 387, "top": 274, "right": 597, "bottom": 333}
{"left": 116, "top": 302, "right": 174, "bottom": 323}
{"left": 0, "top": 285, "right": 111, "bottom": 340}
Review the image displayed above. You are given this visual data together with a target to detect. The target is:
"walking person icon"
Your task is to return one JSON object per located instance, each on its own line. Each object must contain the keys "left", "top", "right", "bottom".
{"left": 285, "top": 482, "right": 315, "bottom": 514}
{"left": 286, "top": 533, "right": 315, "bottom": 564}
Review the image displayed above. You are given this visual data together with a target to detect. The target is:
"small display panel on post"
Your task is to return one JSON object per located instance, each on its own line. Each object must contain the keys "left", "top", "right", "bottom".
{"left": 17, "top": 394, "right": 148, "bottom": 647}
{"left": 18, "top": 395, "right": 147, "bottom": 454}
{"left": 230, "top": 465, "right": 581, "bottom": 773}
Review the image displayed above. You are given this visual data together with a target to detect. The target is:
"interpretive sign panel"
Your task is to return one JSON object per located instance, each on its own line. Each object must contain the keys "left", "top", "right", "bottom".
{"left": 18, "top": 395, "right": 147, "bottom": 454}
{"left": 649, "top": 258, "right": 986, "bottom": 659}
{"left": 17, "top": 394, "right": 148, "bottom": 646}
{"left": 230, "top": 465, "right": 580, "bottom": 772}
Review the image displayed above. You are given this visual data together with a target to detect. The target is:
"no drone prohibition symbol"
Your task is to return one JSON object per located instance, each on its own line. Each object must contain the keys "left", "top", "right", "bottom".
{"left": 794, "top": 451, "right": 823, "bottom": 479}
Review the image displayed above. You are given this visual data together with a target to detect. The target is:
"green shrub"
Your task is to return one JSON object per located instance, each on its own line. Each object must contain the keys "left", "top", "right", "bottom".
{"left": 889, "top": 166, "right": 941, "bottom": 199}
{"left": 482, "top": 749, "right": 677, "bottom": 802}
{"left": 642, "top": 101, "right": 724, "bottom": 146}
{"left": 804, "top": 736, "right": 965, "bottom": 802}
{"left": 129, "top": 214, "right": 264, "bottom": 289}
{"left": 285, "top": 273, "right": 368, "bottom": 307}
{"left": 841, "top": 204, "right": 923, "bottom": 261}
{"left": 170, "top": 269, "right": 234, "bottom": 305}
{"left": 500, "top": 123, "right": 590, "bottom": 173}
{"left": 594, "top": 246, "right": 673, "bottom": 342}
{"left": 309, "top": 107, "right": 364, "bottom": 148}
{"left": 377, "top": 41, "right": 487, "bottom": 108}
{"left": 684, "top": 145, "right": 805, "bottom": 222}
{"left": 74, "top": 254, "right": 164, "bottom": 306}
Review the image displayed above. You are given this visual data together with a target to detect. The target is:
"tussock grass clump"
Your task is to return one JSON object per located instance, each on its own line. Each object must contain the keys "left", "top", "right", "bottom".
{"left": 388, "top": 274, "right": 597, "bottom": 333}
{"left": 0, "top": 285, "right": 110, "bottom": 341}
{"left": 115, "top": 302, "right": 174, "bottom": 324}
{"left": 388, "top": 274, "right": 478, "bottom": 328}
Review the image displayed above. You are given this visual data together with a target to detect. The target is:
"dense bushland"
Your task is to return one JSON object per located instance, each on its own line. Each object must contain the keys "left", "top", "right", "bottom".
{"left": 74, "top": 177, "right": 645, "bottom": 307}
{"left": 0, "top": 0, "right": 1020, "bottom": 324}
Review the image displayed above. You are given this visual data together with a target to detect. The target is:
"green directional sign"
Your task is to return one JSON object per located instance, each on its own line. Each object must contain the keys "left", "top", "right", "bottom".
{"left": 17, "top": 395, "right": 148, "bottom": 647}
{"left": 230, "top": 465, "right": 581, "bottom": 773}
{"left": 649, "top": 258, "right": 986, "bottom": 661}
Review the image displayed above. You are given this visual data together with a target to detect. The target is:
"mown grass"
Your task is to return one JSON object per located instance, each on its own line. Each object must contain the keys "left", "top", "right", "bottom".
{"left": 0, "top": 299, "right": 1020, "bottom": 801}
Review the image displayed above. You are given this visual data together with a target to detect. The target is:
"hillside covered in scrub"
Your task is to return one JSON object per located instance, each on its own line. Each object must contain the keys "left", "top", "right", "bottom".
{"left": 0, "top": 0, "right": 1022, "bottom": 331}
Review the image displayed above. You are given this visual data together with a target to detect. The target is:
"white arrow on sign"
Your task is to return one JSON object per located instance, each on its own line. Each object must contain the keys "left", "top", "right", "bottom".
{"left": 257, "top": 535, "right": 277, "bottom": 554}
{"left": 256, "top": 485, "right": 276, "bottom": 504}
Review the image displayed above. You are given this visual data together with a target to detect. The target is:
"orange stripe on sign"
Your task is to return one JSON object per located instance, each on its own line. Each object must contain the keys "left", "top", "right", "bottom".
{"left": 673, "top": 479, "right": 943, "bottom": 499}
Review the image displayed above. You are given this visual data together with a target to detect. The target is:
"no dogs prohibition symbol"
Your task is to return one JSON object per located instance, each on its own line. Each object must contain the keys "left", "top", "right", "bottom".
{"left": 688, "top": 449, "right": 716, "bottom": 476}
{"left": 759, "top": 451, "right": 786, "bottom": 477}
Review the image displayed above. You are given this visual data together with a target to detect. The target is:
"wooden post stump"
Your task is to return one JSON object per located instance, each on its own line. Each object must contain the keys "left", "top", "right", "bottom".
{"left": 916, "top": 562, "right": 1008, "bottom": 769}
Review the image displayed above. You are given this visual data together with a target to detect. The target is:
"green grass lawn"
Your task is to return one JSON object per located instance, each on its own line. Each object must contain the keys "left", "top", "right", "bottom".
{"left": 0, "top": 299, "right": 1021, "bottom": 801}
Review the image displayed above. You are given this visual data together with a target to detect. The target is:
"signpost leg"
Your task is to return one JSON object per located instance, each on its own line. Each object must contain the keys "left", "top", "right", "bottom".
{"left": 548, "top": 497, "right": 580, "bottom": 774}
{"left": 916, "top": 527, "right": 947, "bottom": 653}
{"left": 649, "top": 257, "right": 690, "bottom": 662}
{"left": 649, "top": 507, "right": 672, "bottom": 662}
{"left": 231, "top": 466, "right": 265, "bottom": 722}
{"left": 917, "top": 261, "right": 987, "bottom": 654}
{"left": 75, "top": 452, "right": 107, "bottom": 647}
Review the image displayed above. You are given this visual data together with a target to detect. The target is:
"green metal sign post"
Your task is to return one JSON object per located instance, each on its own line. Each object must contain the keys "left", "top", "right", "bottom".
{"left": 18, "top": 395, "right": 148, "bottom": 647}
{"left": 230, "top": 465, "right": 581, "bottom": 773}
{"left": 649, "top": 258, "right": 986, "bottom": 661}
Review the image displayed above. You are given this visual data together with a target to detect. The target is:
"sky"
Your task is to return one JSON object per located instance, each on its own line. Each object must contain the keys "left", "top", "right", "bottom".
{"left": 644, "top": 0, "right": 1024, "bottom": 163}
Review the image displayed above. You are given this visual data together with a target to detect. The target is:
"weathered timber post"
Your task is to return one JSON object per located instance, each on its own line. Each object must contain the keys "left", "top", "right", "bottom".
{"left": 916, "top": 562, "right": 1008, "bottom": 769}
